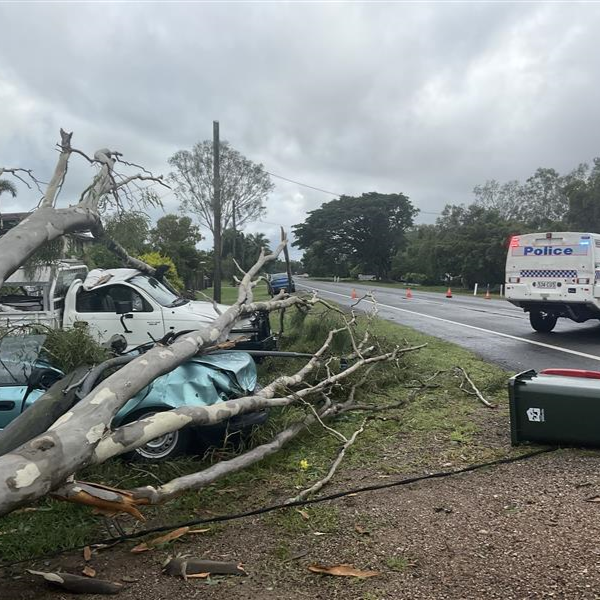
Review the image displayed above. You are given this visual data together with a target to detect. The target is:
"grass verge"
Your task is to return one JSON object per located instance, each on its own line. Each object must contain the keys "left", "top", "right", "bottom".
{"left": 198, "top": 280, "right": 271, "bottom": 304}
{"left": 0, "top": 294, "right": 519, "bottom": 564}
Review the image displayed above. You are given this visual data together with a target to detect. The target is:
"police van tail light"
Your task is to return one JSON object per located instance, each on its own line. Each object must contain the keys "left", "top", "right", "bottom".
{"left": 510, "top": 236, "right": 520, "bottom": 248}
{"left": 508, "top": 276, "right": 520, "bottom": 283}
{"left": 577, "top": 277, "right": 590, "bottom": 284}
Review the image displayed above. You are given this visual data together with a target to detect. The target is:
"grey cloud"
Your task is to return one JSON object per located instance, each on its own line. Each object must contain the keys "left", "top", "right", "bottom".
{"left": 2, "top": 2, "right": 600, "bottom": 243}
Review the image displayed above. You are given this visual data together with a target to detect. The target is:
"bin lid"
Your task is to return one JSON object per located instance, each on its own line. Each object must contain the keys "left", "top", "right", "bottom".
{"left": 540, "top": 369, "right": 600, "bottom": 380}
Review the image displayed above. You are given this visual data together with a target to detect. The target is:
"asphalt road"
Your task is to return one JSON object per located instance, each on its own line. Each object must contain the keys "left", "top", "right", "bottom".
{"left": 297, "top": 279, "right": 600, "bottom": 373}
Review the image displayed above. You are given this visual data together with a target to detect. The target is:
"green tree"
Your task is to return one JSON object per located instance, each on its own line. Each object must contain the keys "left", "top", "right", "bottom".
{"left": 149, "top": 215, "right": 203, "bottom": 288}
{"left": 565, "top": 158, "right": 600, "bottom": 231}
{"left": 83, "top": 212, "right": 150, "bottom": 269}
{"left": 0, "top": 179, "right": 17, "bottom": 199}
{"left": 169, "top": 141, "right": 273, "bottom": 236}
{"left": 391, "top": 225, "right": 441, "bottom": 283}
{"left": 105, "top": 212, "right": 150, "bottom": 255}
{"left": 432, "top": 204, "right": 522, "bottom": 287}
{"left": 221, "top": 229, "right": 272, "bottom": 278}
{"left": 293, "top": 192, "right": 417, "bottom": 280}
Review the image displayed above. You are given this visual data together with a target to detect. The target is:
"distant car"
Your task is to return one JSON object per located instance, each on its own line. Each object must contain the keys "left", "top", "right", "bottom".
{"left": 268, "top": 272, "right": 296, "bottom": 296}
{"left": 0, "top": 334, "right": 266, "bottom": 462}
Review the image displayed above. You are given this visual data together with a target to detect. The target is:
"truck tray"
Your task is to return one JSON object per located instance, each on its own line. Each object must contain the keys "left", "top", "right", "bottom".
{"left": 509, "top": 369, "right": 600, "bottom": 446}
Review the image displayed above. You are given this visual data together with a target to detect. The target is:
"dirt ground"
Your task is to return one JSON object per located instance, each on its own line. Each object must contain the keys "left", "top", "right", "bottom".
{"left": 5, "top": 448, "right": 600, "bottom": 600}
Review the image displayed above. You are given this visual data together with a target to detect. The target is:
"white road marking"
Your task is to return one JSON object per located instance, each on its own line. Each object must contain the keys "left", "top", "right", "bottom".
{"left": 298, "top": 284, "right": 600, "bottom": 363}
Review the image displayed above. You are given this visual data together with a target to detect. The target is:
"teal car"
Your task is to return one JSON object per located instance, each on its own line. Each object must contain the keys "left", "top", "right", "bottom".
{"left": 0, "top": 335, "right": 263, "bottom": 462}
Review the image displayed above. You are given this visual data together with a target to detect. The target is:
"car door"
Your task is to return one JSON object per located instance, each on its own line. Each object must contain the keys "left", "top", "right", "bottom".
{"left": 0, "top": 386, "right": 27, "bottom": 429}
{"left": 75, "top": 284, "right": 165, "bottom": 348}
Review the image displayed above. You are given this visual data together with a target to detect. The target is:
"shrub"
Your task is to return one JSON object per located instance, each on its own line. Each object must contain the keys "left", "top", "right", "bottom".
{"left": 137, "top": 252, "right": 184, "bottom": 291}
{"left": 42, "top": 326, "right": 110, "bottom": 374}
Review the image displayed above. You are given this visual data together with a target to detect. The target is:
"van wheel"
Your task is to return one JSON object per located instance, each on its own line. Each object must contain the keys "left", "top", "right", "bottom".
{"left": 122, "top": 410, "right": 192, "bottom": 462}
{"left": 530, "top": 311, "right": 557, "bottom": 333}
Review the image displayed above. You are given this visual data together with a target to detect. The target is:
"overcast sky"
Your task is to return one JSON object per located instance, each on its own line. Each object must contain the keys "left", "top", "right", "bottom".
{"left": 1, "top": 1, "right": 600, "bottom": 258}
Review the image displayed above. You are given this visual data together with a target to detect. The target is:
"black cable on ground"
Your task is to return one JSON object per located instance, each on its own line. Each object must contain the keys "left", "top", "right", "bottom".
{"left": 0, "top": 446, "right": 556, "bottom": 570}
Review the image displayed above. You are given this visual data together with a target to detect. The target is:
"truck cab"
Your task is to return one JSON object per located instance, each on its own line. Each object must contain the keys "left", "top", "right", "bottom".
{"left": 505, "top": 232, "right": 600, "bottom": 332}
{"left": 1, "top": 264, "right": 274, "bottom": 351}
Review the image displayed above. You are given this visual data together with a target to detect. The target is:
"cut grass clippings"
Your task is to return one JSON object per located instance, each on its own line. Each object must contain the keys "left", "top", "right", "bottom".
{"left": 0, "top": 289, "right": 521, "bottom": 565}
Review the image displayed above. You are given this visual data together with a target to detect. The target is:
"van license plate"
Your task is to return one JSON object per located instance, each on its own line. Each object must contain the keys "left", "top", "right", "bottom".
{"left": 537, "top": 281, "right": 558, "bottom": 289}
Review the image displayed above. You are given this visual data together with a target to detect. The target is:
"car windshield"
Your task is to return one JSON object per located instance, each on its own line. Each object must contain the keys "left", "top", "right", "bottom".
{"left": 272, "top": 273, "right": 288, "bottom": 279}
{"left": 129, "top": 275, "right": 188, "bottom": 308}
{"left": 0, "top": 334, "right": 46, "bottom": 385}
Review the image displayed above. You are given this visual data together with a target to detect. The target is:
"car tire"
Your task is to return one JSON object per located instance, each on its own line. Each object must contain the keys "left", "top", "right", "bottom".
{"left": 529, "top": 311, "right": 557, "bottom": 333}
{"left": 121, "top": 409, "right": 192, "bottom": 463}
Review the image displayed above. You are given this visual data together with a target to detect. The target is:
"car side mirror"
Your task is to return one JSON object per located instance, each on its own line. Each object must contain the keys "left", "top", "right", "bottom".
{"left": 29, "top": 367, "right": 61, "bottom": 390}
{"left": 115, "top": 300, "right": 133, "bottom": 314}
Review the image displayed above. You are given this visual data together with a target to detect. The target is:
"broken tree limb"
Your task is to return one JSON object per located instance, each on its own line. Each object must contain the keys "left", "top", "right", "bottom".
{"left": 455, "top": 366, "right": 495, "bottom": 408}
{"left": 27, "top": 570, "right": 123, "bottom": 594}
{"left": 286, "top": 418, "right": 368, "bottom": 504}
{"left": 89, "top": 222, "right": 158, "bottom": 277}
{"left": 91, "top": 343, "right": 422, "bottom": 464}
{"left": 164, "top": 557, "right": 247, "bottom": 579}
{"left": 40, "top": 129, "right": 72, "bottom": 208}
{"left": 51, "top": 481, "right": 147, "bottom": 521}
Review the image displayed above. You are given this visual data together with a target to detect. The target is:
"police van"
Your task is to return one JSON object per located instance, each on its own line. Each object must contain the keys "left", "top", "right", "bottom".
{"left": 505, "top": 232, "right": 600, "bottom": 332}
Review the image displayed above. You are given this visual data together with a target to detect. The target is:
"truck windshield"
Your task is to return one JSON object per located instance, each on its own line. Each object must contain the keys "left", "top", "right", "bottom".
{"left": 129, "top": 275, "right": 188, "bottom": 308}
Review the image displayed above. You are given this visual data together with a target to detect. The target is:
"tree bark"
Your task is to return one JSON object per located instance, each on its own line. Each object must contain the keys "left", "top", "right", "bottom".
{"left": 0, "top": 206, "right": 99, "bottom": 286}
{"left": 0, "top": 366, "right": 91, "bottom": 457}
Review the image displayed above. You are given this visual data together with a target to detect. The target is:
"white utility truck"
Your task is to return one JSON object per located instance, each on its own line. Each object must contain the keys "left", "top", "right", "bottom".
{"left": 505, "top": 232, "right": 600, "bottom": 332}
{"left": 0, "top": 262, "right": 272, "bottom": 350}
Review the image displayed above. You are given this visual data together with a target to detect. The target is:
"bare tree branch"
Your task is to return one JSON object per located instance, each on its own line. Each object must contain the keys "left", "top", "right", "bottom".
{"left": 40, "top": 129, "right": 72, "bottom": 208}
{"left": 286, "top": 418, "right": 367, "bottom": 503}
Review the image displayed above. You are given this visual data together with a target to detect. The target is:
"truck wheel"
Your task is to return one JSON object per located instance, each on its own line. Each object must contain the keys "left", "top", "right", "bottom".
{"left": 529, "top": 311, "right": 557, "bottom": 333}
{"left": 122, "top": 410, "right": 192, "bottom": 463}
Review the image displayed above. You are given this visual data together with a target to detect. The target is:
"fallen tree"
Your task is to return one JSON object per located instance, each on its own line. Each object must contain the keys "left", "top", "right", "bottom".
{"left": 0, "top": 131, "right": 419, "bottom": 521}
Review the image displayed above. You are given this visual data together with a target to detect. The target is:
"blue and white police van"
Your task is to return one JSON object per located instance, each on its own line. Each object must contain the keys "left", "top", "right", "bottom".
{"left": 505, "top": 232, "right": 600, "bottom": 332}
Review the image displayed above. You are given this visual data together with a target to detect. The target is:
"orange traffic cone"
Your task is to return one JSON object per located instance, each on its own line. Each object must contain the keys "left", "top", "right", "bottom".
{"left": 446, "top": 288, "right": 453, "bottom": 298}
{"left": 351, "top": 288, "right": 357, "bottom": 300}
{"left": 406, "top": 288, "right": 413, "bottom": 299}
{"left": 485, "top": 289, "right": 491, "bottom": 300}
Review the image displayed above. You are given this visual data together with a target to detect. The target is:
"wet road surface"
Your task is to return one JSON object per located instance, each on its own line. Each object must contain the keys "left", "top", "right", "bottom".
{"left": 297, "top": 280, "right": 600, "bottom": 373}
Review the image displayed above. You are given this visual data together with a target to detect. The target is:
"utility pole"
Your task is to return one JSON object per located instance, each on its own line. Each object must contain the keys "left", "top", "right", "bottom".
{"left": 212, "top": 121, "right": 222, "bottom": 303}
{"left": 231, "top": 198, "right": 237, "bottom": 267}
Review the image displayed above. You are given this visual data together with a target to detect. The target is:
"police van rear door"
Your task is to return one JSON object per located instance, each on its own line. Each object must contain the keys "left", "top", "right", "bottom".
{"left": 506, "top": 232, "right": 594, "bottom": 302}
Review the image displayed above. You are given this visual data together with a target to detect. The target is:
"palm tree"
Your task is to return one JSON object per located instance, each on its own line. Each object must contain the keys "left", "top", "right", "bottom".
{"left": 246, "top": 232, "right": 270, "bottom": 253}
{"left": 0, "top": 179, "right": 17, "bottom": 199}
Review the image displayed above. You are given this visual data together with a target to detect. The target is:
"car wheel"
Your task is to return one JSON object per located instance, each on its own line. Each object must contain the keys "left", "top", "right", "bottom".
{"left": 529, "top": 311, "right": 557, "bottom": 333}
{"left": 122, "top": 409, "right": 192, "bottom": 462}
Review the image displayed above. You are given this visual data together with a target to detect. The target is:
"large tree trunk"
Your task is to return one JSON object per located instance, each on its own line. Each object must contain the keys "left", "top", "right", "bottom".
{"left": 0, "top": 366, "right": 91, "bottom": 457}
{"left": 0, "top": 206, "right": 99, "bottom": 286}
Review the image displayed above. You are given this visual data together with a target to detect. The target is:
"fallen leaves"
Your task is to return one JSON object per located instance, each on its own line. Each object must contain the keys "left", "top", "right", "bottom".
{"left": 308, "top": 563, "right": 380, "bottom": 578}
{"left": 82, "top": 565, "right": 97, "bottom": 578}
{"left": 296, "top": 508, "right": 310, "bottom": 521}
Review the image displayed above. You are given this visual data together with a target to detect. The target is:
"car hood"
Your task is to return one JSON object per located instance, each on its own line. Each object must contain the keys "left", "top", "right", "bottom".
{"left": 167, "top": 300, "right": 253, "bottom": 329}
{"left": 114, "top": 350, "right": 257, "bottom": 422}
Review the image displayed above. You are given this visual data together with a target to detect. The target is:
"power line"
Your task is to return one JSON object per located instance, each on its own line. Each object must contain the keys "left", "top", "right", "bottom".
{"left": 0, "top": 447, "right": 554, "bottom": 570}
{"left": 266, "top": 171, "right": 443, "bottom": 216}
{"left": 266, "top": 171, "right": 342, "bottom": 196}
